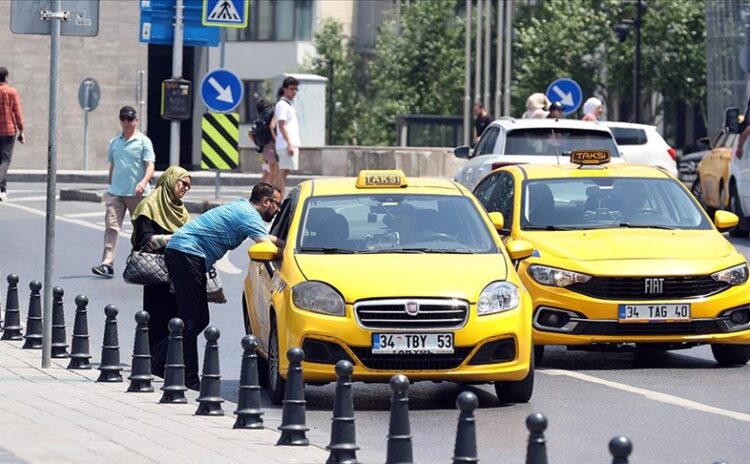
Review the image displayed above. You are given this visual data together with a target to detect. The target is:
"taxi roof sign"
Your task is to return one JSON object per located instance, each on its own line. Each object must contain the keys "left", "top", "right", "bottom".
{"left": 570, "top": 149, "right": 611, "bottom": 166}
{"left": 356, "top": 170, "right": 408, "bottom": 188}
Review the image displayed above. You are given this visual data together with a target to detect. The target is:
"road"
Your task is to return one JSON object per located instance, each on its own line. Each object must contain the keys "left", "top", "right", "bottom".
{"left": 2, "top": 182, "right": 750, "bottom": 463}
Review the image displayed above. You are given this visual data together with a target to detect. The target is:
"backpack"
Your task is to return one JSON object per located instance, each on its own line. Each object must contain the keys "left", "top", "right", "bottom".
{"left": 251, "top": 106, "right": 274, "bottom": 153}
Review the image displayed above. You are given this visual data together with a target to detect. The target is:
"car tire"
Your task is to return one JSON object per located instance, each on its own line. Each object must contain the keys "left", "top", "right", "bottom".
{"left": 494, "top": 348, "right": 534, "bottom": 403}
{"left": 533, "top": 345, "right": 545, "bottom": 367}
{"left": 728, "top": 185, "right": 749, "bottom": 237}
{"left": 711, "top": 344, "right": 750, "bottom": 366}
{"left": 267, "top": 318, "right": 287, "bottom": 405}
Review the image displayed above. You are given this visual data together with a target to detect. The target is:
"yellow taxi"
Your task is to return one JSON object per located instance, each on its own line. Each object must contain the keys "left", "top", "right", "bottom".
{"left": 472, "top": 150, "right": 750, "bottom": 365}
{"left": 242, "top": 170, "right": 534, "bottom": 404}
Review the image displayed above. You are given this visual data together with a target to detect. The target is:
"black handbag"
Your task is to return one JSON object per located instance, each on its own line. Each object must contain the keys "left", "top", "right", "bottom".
{"left": 122, "top": 250, "right": 170, "bottom": 286}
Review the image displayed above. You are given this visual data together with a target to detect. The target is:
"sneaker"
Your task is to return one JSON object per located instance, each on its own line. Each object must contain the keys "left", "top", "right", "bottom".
{"left": 0, "top": 191, "right": 6, "bottom": 202}
{"left": 91, "top": 264, "right": 114, "bottom": 277}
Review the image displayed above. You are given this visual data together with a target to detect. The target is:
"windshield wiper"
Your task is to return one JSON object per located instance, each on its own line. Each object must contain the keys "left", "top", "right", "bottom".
{"left": 617, "top": 222, "right": 677, "bottom": 230}
{"left": 524, "top": 225, "right": 576, "bottom": 231}
{"left": 399, "top": 248, "right": 473, "bottom": 254}
{"left": 299, "top": 247, "right": 357, "bottom": 254}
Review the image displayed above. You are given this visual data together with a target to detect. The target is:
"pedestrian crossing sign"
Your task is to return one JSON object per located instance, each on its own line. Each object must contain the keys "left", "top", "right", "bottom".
{"left": 202, "top": 0, "right": 249, "bottom": 28}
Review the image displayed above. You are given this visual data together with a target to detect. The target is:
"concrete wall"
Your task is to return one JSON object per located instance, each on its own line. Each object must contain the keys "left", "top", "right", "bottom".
{"left": 0, "top": 2, "right": 149, "bottom": 170}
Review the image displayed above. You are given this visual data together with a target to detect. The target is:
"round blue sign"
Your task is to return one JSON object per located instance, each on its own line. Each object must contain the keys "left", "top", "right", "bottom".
{"left": 200, "top": 68, "right": 243, "bottom": 113}
{"left": 545, "top": 78, "right": 583, "bottom": 116}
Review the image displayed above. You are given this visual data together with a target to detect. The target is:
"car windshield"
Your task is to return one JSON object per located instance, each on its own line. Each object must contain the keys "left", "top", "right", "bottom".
{"left": 503, "top": 128, "right": 620, "bottom": 158}
{"left": 521, "top": 177, "right": 711, "bottom": 230}
{"left": 297, "top": 194, "right": 497, "bottom": 254}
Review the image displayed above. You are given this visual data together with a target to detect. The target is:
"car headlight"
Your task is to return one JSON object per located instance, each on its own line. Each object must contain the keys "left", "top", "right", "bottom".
{"left": 711, "top": 263, "right": 749, "bottom": 286}
{"left": 291, "top": 281, "right": 345, "bottom": 316}
{"left": 477, "top": 281, "right": 520, "bottom": 316}
{"left": 528, "top": 264, "right": 592, "bottom": 287}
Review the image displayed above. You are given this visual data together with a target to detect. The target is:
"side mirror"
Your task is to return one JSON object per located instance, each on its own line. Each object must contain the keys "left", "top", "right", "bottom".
{"left": 454, "top": 145, "right": 471, "bottom": 159}
{"left": 248, "top": 241, "right": 279, "bottom": 262}
{"left": 695, "top": 136, "right": 711, "bottom": 150}
{"left": 506, "top": 240, "right": 534, "bottom": 261}
{"left": 488, "top": 211, "right": 504, "bottom": 231}
{"left": 714, "top": 210, "right": 739, "bottom": 233}
{"left": 724, "top": 107, "right": 741, "bottom": 134}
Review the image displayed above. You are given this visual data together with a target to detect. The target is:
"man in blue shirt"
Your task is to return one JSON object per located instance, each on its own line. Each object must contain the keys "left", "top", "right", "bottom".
{"left": 165, "top": 182, "right": 282, "bottom": 389}
{"left": 92, "top": 106, "right": 155, "bottom": 277}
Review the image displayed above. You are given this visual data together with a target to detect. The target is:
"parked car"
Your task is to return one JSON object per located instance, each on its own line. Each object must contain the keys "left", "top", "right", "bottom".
{"left": 602, "top": 121, "right": 678, "bottom": 176}
{"left": 453, "top": 118, "right": 621, "bottom": 190}
{"left": 677, "top": 148, "right": 709, "bottom": 186}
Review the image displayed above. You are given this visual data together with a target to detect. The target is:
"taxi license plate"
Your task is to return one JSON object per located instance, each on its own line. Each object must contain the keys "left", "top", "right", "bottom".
{"left": 618, "top": 304, "right": 691, "bottom": 322}
{"left": 372, "top": 333, "right": 454, "bottom": 354}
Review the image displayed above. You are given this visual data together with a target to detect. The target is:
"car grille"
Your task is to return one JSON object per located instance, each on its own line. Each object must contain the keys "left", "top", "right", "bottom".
{"left": 349, "top": 347, "right": 472, "bottom": 370}
{"left": 574, "top": 320, "right": 725, "bottom": 336}
{"left": 567, "top": 276, "right": 730, "bottom": 300}
{"left": 354, "top": 299, "right": 469, "bottom": 330}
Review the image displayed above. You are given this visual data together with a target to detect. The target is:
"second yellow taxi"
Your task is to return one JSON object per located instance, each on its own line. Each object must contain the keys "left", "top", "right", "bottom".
{"left": 473, "top": 150, "right": 750, "bottom": 365}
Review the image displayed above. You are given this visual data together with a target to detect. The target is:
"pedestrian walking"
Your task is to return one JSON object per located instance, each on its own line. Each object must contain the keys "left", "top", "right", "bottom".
{"left": 582, "top": 97, "right": 605, "bottom": 122}
{"left": 0, "top": 66, "right": 25, "bottom": 202}
{"left": 547, "top": 101, "right": 564, "bottom": 119}
{"left": 274, "top": 77, "right": 301, "bottom": 196}
{"left": 130, "top": 166, "right": 191, "bottom": 378}
{"left": 164, "top": 182, "right": 283, "bottom": 389}
{"left": 249, "top": 98, "right": 277, "bottom": 186}
{"left": 92, "top": 106, "right": 156, "bottom": 277}
{"left": 474, "top": 101, "right": 493, "bottom": 145}
{"left": 522, "top": 93, "right": 550, "bottom": 119}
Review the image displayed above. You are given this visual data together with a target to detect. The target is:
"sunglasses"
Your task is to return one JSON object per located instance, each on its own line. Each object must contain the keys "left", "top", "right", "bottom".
{"left": 119, "top": 115, "right": 136, "bottom": 122}
{"left": 267, "top": 197, "right": 281, "bottom": 208}
{"left": 177, "top": 179, "right": 191, "bottom": 190}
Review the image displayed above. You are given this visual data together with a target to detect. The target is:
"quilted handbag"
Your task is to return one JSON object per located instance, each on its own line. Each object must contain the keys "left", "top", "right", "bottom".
{"left": 122, "top": 250, "right": 170, "bottom": 286}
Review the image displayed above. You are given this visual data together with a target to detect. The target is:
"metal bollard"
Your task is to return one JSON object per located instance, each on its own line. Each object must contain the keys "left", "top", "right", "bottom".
{"left": 22, "top": 281, "right": 42, "bottom": 349}
{"left": 50, "top": 287, "right": 69, "bottom": 358}
{"left": 326, "top": 360, "right": 359, "bottom": 464}
{"left": 277, "top": 347, "right": 309, "bottom": 446}
{"left": 195, "top": 326, "right": 224, "bottom": 416}
{"left": 160, "top": 318, "right": 187, "bottom": 404}
{"left": 385, "top": 374, "right": 413, "bottom": 464}
{"left": 2, "top": 274, "right": 23, "bottom": 339}
{"left": 233, "top": 335, "right": 264, "bottom": 429}
{"left": 97, "top": 305, "right": 122, "bottom": 382}
{"left": 525, "top": 413, "right": 548, "bottom": 464}
{"left": 67, "top": 295, "right": 92, "bottom": 369}
{"left": 452, "top": 391, "right": 479, "bottom": 464}
{"left": 127, "top": 311, "right": 154, "bottom": 392}
{"left": 609, "top": 436, "right": 632, "bottom": 464}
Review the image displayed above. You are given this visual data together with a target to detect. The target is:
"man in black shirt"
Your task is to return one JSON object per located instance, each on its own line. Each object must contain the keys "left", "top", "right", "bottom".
{"left": 474, "top": 101, "right": 493, "bottom": 146}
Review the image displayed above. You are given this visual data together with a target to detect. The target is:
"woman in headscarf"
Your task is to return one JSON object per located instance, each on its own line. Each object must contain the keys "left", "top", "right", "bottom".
{"left": 522, "top": 93, "right": 551, "bottom": 119}
{"left": 582, "top": 97, "right": 605, "bottom": 122}
{"left": 130, "top": 166, "right": 191, "bottom": 379}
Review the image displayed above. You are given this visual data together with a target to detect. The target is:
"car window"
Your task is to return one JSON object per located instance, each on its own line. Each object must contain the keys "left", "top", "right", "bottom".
{"left": 270, "top": 188, "right": 298, "bottom": 243}
{"left": 610, "top": 127, "right": 647, "bottom": 145}
{"left": 473, "top": 173, "right": 500, "bottom": 206}
{"left": 502, "top": 128, "right": 620, "bottom": 157}
{"left": 296, "top": 194, "right": 497, "bottom": 253}
{"left": 474, "top": 126, "right": 500, "bottom": 156}
{"left": 475, "top": 172, "right": 514, "bottom": 231}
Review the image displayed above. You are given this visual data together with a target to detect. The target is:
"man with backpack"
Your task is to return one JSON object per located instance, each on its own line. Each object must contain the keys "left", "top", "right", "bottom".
{"left": 250, "top": 98, "right": 277, "bottom": 186}
{"left": 274, "top": 76, "right": 301, "bottom": 195}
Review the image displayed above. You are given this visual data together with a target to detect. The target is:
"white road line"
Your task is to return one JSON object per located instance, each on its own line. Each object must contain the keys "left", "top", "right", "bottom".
{"left": 0, "top": 202, "right": 130, "bottom": 239}
{"left": 5, "top": 196, "right": 48, "bottom": 202}
{"left": 542, "top": 369, "right": 750, "bottom": 423}
{"left": 64, "top": 211, "right": 104, "bottom": 218}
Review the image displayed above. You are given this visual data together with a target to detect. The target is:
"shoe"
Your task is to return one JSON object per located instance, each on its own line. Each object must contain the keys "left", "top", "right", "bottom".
{"left": 91, "top": 264, "right": 114, "bottom": 277}
{"left": 0, "top": 191, "right": 6, "bottom": 202}
{"left": 186, "top": 381, "right": 201, "bottom": 391}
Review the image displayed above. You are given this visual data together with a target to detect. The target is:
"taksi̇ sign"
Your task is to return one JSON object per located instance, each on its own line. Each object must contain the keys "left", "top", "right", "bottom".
{"left": 200, "top": 68, "right": 243, "bottom": 113}
{"left": 202, "top": 0, "right": 249, "bottom": 28}
{"left": 545, "top": 78, "right": 583, "bottom": 116}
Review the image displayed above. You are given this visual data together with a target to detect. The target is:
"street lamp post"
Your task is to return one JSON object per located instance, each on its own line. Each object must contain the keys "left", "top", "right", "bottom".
{"left": 614, "top": 0, "right": 646, "bottom": 123}
{"left": 326, "top": 58, "right": 334, "bottom": 146}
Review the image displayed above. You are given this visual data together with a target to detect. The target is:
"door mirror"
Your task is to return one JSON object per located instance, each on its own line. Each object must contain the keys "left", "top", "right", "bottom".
{"left": 248, "top": 241, "right": 279, "bottom": 262}
{"left": 724, "top": 107, "right": 741, "bottom": 134}
{"left": 454, "top": 145, "right": 472, "bottom": 159}
{"left": 506, "top": 240, "right": 534, "bottom": 261}
{"left": 488, "top": 211, "right": 504, "bottom": 230}
{"left": 714, "top": 210, "right": 739, "bottom": 233}
{"left": 695, "top": 136, "right": 711, "bottom": 150}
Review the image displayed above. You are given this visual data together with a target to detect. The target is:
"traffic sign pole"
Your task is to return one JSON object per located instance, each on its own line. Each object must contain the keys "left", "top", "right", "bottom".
{"left": 170, "top": 0, "right": 185, "bottom": 167}
{"left": 82, "top": 80, "right": 91, "bottom": 170}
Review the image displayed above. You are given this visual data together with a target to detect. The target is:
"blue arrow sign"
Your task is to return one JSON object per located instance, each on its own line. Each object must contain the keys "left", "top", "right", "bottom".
{"left": 546, "top": 78, "right": 583, "bottom": 116}
{"left": 200, "top": 68, "right": 243, "bottom": 113}
{"left": 202, "top": 0, "right": 250, "bottom": 28}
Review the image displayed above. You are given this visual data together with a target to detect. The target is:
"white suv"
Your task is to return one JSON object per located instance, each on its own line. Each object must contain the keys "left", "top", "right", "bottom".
{"left": 454, "top": 118, "right": 621, "bottom": 190}
{"left": 603, "top": 122, "right": 678, "bottom": 176}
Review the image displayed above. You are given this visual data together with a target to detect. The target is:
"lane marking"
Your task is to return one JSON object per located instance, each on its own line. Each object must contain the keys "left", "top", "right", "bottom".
{"left": 5, "top": 196, "right": 48, "bottom": 202}
{"left": 0, "top": 202, "right": 130, "bottom": 239}
{"left": 542, "top": 369, "right": 750, "bottom": 423}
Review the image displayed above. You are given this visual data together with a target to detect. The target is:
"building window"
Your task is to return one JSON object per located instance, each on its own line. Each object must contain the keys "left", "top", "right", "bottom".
{"left": 226, "top": 0, "right": 313, "bottom": 42}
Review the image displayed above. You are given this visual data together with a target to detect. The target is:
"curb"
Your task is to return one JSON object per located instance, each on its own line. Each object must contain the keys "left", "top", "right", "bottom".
{"left": 59, "top": 189, "right": 228, "bottom": 213}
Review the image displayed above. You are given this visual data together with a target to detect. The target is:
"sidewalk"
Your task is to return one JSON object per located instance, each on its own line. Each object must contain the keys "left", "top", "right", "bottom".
{"left": 0, "top": 340, "right": 328, "bottom": 464}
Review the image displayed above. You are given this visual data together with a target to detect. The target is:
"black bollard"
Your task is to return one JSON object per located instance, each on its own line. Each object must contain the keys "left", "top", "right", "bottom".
{"left": 277, "top": 347, "right": 309, "bottom": 446}
{"left": 452, "top": 391, "right": 479, "bottom": 464}
{"left": 386, "top": 374, "right": 413, "bottom": 464}
{"left": 525, "top": 413, "right": 548, "bottom": 464}
{"left": 50, "top": 287, "right": 69, "bottom": 358}
{"left": 326, "top": 360, "right": 359, "bottom": 464}
{"left": 2, "top": 274, "right": 23, "bottom": 339}
{"left": 22, "top": 281, "right": 43, "bottom": 349}
{"left": 233, "top": 335, "right": 264, "bottom": 429}
{"left": 127, "top": 311, "right": 154, "bottom": 392}
{"left": 609, "top": 436, "right": 632, "bottom": 464}
{"left": 67, "top": 295, "right": 92, "bottom": 369}
{"left": 96, "top": 305, "right": 123, "bottom": 382}
{"left": 195, "top": 326, "right": 224, "bottom": 415}
{"left": 160, "top": 318, "right": 188, "bottom": 404}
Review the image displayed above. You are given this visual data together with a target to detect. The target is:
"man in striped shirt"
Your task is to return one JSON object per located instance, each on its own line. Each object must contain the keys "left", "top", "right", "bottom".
{"left": 0, "top": 67, "right": 24, "bottom": 201}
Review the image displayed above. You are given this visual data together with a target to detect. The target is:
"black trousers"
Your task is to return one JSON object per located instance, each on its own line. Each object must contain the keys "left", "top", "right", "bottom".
{"left": 0, "top": 135, "right": 15, "bottom": 192}
{"left": 164, "top": 248, "right": 208, "bottom": 387}
{"left": 143, "top": 282, "right": 178, "bottom": 378}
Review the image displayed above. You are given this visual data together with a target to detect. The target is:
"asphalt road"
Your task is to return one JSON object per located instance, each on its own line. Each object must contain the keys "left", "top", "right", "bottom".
{"left": 2, "top": 182, "right": 750, "bottom": 463}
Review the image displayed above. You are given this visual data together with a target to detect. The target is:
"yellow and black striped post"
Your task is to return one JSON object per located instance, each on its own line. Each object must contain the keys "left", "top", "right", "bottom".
{"left": 201, "top": 112, "right": 240, "bottom": 170}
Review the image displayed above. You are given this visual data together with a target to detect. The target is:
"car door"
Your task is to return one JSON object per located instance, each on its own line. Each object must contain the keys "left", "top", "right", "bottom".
{"left": 473, "top": 170, "right": 515, "bottom": 242}
{"left": 464, "top": 126, "right": 501, "bottom": 188}
{"left": 701, "top": 132, "right": 728, "bottom": 209}
{"left": 737, "top": 129, "right": 750, "bottom": 210}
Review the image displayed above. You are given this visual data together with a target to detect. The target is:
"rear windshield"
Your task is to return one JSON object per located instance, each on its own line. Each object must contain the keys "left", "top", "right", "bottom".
{"left": 610, "top": 127, "right": 648, "bottom": 145}
{"left": 503, "top": 128, "right": 620, "bottom": 157}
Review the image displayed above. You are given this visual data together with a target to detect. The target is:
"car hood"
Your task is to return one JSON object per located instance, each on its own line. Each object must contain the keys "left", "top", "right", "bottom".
{"left": 295, "top": 253, "right": 508, "bottom": 303}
